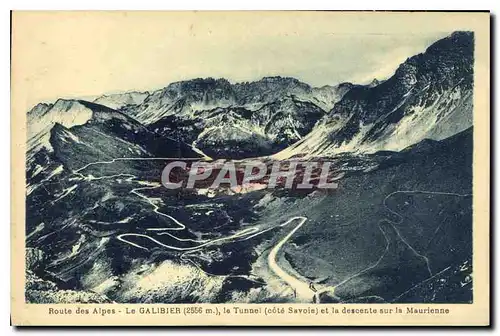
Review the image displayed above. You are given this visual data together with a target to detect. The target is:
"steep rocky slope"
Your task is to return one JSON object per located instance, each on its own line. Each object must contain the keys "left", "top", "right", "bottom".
{"left": 276, "top": 32, "right": 473, "bottom": 159}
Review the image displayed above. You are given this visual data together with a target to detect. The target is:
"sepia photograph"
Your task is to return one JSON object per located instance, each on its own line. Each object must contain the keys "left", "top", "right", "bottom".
{"left": 10, "top": 10, "right": 490, "bottom": 326}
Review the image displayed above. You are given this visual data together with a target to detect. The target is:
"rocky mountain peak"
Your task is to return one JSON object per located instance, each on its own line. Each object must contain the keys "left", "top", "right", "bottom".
{"left": 368, "top": 78, "right": 380, "bottom": 87}
{"left": 164, "top": 77, "right": 233, "bottom": 94}
{"left": 393, "top": 31, "right": 473, "bottom": 88}
{"left": 277, "top": 31, "right": 474, "bottom": 159}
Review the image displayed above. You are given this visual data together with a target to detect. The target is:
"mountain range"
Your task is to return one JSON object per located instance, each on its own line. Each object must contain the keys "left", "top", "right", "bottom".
{"left": 27, "top": 32, "right": 472, "bottom": 162}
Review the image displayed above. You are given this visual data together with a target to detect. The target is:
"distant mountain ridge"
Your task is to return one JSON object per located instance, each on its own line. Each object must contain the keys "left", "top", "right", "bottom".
{"left": 28, "top": 76, "right": 352, "bottom": 159}
{"left": 113, "top": 76, "right": 349, "bottom": 124}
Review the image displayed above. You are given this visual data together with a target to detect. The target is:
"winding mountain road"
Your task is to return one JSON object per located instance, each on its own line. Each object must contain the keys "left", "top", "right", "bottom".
{"left": 74, "top": 158, "right": 319, "bottom": 301}
{"left": 268, "top": 216, "right": 316, "bottom": 301}
{"left": 74, "top": 159, "right": 472, "bottom": 304}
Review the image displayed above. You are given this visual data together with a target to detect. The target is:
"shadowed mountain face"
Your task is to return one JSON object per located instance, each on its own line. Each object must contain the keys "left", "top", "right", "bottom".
{"left": 25, "top": 32, "right": 474, "bottom": 304}
{"left": 97, "top": 77, "right": 351, "bottom": 159}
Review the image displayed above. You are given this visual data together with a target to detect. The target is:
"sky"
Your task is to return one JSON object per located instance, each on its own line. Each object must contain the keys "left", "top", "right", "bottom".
{"left": 12, "top": 11, "right": 466, "bottom": 111}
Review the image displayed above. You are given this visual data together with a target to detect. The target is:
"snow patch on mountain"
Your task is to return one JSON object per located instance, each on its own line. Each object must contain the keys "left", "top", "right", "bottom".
{"left": 93, "top": 91, "right": 149, "bottom": 110}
